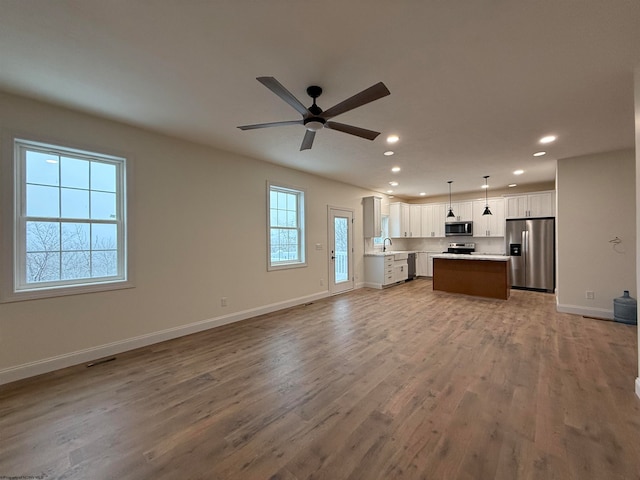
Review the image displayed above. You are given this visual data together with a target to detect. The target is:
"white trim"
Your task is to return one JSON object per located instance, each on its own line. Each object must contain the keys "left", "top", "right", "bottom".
{"left": 1, "top": 137, "right": 131, "bottom": 302}
{"left": 0, "top": 290, "right": 330, "bottom": 386}
{"left": 327, "top": 205, "right": 355, "bottom": 295}
{"left": 363, "top": 281, "right": 384, "bottom": 289}
{"left": 266, "top": 181, "right": 307, "bottom": 271}
{"left": 556, "top": 303, "right": 613, "bottom": 320}
{"left": 636, "top": 377, "right": 640, "bottom": 399}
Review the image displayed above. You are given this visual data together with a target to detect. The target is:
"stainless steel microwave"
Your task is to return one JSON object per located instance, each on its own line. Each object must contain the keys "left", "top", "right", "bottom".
{"left": 445, "top": 221, "right": 473, "bottom": 236}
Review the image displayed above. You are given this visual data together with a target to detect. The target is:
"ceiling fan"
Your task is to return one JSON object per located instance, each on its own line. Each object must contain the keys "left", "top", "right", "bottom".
{"left": 237, "top": 76, "right": 391, "bottom": 151}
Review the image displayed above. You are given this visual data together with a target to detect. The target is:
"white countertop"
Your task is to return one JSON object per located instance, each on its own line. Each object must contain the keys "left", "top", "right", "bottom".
{"left": 364, "top": 250, "right": 415, "bottom": 257}
{"left": 431, "top": 253, "right": 510, "bottom": 261}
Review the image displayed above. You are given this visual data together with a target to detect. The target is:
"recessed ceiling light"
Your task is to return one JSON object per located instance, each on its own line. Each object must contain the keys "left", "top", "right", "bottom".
{"left": 533, "top": 151, "right": 546, "bottom": 157}
{"left": 539, "top": 135, "right": 556, "bottom": 144}
{"left": 481, "top": 184, "right": 489, "bottom": 189}
{"left": 387, "top": 190, "right": 394, "bottom": 194}
{"left": 387, "top": 135, "right": 399, "bottom": 144}
{"left": 383, "top": 151, "right": 394, "bottom": 156}
{"left": 508, "top": 183, "right": 517, "bottom": 188}
{"left": 419, "top": 192, "right": 426, "bottom": 196}
{"left": 513, "top": 169, "right": 524, "bottom": 175}
{"left": 391, "top": 166, "right": 401, "bottom": 173}
{"left": 389, "top": 181, "right": 399, "bottom": 187}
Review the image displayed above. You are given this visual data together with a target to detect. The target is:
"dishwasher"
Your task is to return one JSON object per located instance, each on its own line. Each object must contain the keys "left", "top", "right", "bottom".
{"left": 407, "top": 252, "right": 416, "bottom": 281}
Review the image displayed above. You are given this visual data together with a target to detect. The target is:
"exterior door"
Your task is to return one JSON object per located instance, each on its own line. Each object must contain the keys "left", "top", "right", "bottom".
{"left": 328, "top": 207, "right": 354, "bottom": 294}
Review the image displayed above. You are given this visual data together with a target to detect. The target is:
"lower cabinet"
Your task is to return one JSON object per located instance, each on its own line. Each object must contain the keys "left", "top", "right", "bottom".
{"left": 416, "top": 252, "right": 429, "bottom": 276}
{"left": 364, "top": 254, "right": 408, "bottom": 289}
{"left": 417, "top": 251, "right": 441, "bottom": 277}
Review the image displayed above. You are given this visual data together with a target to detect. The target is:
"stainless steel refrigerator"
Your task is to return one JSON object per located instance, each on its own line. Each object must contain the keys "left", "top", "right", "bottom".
{"left": 505, "top": 218, "right": 555, "bottom": 292}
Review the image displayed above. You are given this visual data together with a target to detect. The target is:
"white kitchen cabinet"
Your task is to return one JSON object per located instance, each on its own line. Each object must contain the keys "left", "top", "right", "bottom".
{"left": 473, "top": 198, "right": 505, "bottom": 237}
{"left": 390, "top": 202, "right": 419, "bottom": 237}
{"left": 363, "top": 196, "right": 382, "bottom": 237}
{"left": 409, "top": 205, "right": 421, "bottom": 237}
{"left": 427, "top": 252, "right": 441, "bottom": 277}
{"left": 445, "top": 201, "right": 473, "bottom": 223}
{"left": 416, "top": 252, "right": 429, "bottom": 276}
{"left": 420, "top": 203, "right": 446, "bottom": 237}
{"left": 394, "top": 262, "right": 408, "bottom": 283}
{"left": 504, "top": 191, "right": 555, "bottom": 218}
{"left": 364, "top": 254, "right": 408, "bottom": 288}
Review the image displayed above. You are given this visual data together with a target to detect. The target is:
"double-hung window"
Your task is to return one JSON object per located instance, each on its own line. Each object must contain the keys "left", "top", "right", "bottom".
{"left": 3, "top": 138, "right": 129, "bottom": 301}
{"left": 267, "top": 182, "right": 306, "bottom": 270}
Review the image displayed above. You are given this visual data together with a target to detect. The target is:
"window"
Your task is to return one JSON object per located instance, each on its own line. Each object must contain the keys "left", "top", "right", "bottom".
{"left": 373, "top": 215, "right": 390, "bottom": 247}
{"left": 267, "top": 182, "right": 306, "bottom": 270}
{"left": 2, "top": 138, "right": 129, "bottom": 301}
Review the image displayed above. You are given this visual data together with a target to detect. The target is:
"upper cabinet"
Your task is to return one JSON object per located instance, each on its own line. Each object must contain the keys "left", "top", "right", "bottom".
{"left": 363, "top": 196, "right": 382, "bottom": 237}
{"left": 420, "top": 203, "right": 446, "bottom": 237}
{"left": 473, "top": 198, "right": 505, "bottom": 237}
{"left": 504, "top": 191, "right": 555, "bottom": 219}
{"left": 444, "top": 201, "right": 473, "bottom": 223}
{"left": 390, "top": 202, "right": 422, "bottom": 237}
{"left": 389, "top": 203, "right": 407, "bottom": 237}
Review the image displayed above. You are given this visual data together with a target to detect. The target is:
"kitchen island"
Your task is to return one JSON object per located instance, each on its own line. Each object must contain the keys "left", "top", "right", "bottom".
{"left": 432, "top": 254, "right": 511, "bottom": 300}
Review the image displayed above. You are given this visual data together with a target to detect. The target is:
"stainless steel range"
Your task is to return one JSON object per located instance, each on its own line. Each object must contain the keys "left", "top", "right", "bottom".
{"left": 444, "top": 242, "right": 475, "bottom": 254}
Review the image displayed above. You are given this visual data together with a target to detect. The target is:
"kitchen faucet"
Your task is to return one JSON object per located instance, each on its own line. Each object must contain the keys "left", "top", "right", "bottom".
{"left": 383, "top": 237, "right": 392, "bottom": 252}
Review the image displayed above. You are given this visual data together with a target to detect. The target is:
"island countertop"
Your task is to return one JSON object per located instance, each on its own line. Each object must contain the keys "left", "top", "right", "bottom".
{"left": 430, "top": 253, "right": 509, "bottom": 261}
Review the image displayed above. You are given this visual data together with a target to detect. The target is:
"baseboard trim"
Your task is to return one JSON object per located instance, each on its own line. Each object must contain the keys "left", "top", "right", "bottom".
{"left": 0, "top": 290, "right": 331, "bottom": 386}
{"left": 636, "top": 377, "right": 640, "bottom": 399}
{"left": 556, "top": 303, "right": 613, "bottom": 320}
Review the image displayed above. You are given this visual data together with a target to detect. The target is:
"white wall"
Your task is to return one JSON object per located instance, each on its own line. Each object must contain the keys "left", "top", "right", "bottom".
{"left": 556, "top": 149, "right": 636, "bottom": 319}
{"left": 635, "top": 66, "right": 640, "bottom": 397}
{"left": 0, "top": 92, "right": 380, "bottom": 384}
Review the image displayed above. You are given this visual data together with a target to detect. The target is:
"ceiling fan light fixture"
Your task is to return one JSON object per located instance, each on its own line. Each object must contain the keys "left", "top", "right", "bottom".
{"left": 304, "top": 118, "right": 325, "bottom": 132}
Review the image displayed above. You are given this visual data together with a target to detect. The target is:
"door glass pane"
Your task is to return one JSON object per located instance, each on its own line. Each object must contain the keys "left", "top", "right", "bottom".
{"left": 334, "top": 217, "right": 349, "bottom": 284}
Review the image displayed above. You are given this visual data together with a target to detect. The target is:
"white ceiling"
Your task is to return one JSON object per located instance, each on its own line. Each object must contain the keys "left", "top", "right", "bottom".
{"left": 1, "top": 1, "right": 639, "bottom": 198}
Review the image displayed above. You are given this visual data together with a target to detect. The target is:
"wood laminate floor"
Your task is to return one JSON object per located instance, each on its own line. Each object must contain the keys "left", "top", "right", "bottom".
{"left": 1, "top": 279, "right": 639, "bottom": 480}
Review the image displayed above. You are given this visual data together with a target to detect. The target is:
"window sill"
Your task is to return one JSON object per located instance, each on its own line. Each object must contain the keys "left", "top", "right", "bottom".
{"left": 1, "top": 279, "right": 134, "bottom": 303}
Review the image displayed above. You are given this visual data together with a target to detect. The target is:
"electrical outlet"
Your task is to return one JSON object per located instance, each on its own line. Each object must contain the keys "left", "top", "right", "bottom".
{"left": 221, "top": 297, "right": 228, "bottom": 307}
{"left": 586, "top": 291, "right": 595, "bottom": 300}
{"left": 320, "top": 278, "right": 324, "bottom": 286}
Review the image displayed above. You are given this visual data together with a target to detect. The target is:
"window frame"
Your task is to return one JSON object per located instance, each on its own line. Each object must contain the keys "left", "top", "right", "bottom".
{"left": 1, "top": 137, "right": 133, "bottom": 302}
{"left": 267, "top": 181, "right": 306, "bottom": 271}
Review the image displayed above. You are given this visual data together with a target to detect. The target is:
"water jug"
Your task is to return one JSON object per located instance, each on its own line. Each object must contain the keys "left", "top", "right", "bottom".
{"left": 613, "top": 290, "right": 637, "bottom": 325}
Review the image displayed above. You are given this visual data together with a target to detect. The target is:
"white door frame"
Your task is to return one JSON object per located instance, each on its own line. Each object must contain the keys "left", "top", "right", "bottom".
{"left": 328, "top": 206, "right": 354, "bottom": 295}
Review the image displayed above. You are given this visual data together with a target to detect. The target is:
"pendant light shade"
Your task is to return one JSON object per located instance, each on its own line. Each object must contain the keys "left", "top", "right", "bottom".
{"left": 482, "top": 175, "right": 492, "bottom": 216}
{"left": 447, "top": 181, "right": 455, "bottom": 218}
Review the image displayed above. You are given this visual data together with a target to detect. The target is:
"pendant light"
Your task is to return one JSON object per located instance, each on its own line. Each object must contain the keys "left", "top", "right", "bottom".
{"left": 482, "top": 175, "right": 492, "bottom": 216}
{"left": 446, "top": 181, "right": 455, "bottom": 218}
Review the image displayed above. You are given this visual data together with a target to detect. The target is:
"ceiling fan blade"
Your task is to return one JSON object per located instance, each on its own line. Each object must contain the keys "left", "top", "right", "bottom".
{"left": 237, "top": 120, "right": 302, "bottom": 130}
{"left": 300, "top": 130, "right": 315, "bottom": 150}
{"left": 257, "top": 77, "right": 310, "bottom": 116}
{"left": 325, "top": 121, "right": 380, "bottom": 141}
{"left": 321, "top": 82, "right": 390, "bottom": 120}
